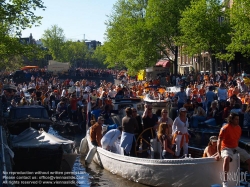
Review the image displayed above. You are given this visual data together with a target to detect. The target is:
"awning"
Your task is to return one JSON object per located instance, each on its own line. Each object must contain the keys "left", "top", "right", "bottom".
{"left": 21, "top": 66, "right": 39, "bottom": 70}
{"left": 155, "top": 60, "right": 170, "bottom": 68}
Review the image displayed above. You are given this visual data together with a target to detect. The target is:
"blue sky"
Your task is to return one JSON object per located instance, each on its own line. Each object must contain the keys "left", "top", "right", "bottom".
{"left": 21, "top": 0, "right": 118, "bottom": 43}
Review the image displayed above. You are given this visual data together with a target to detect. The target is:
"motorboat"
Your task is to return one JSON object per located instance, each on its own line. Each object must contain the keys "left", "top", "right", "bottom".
{"left": 142, "top": 86, "right": 181, "bottom": 113}
{"left": 6, "top": 105, "right": 52, "bottom": 135}
{"left": 10, "top": 127, "right": 77, "bottom": 171}
{"left": 143, "top": 95, "right": 171, "bottom": 113}
{"left": 80, "top": 130, "right": 239, "bottom": 187}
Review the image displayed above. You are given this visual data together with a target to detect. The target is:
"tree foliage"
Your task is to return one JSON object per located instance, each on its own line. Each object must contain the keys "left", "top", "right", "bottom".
{"left": 0, "top": 0, "right": 46, "bottom": 36}
{"left": 103, "top": 0, "right": 191, "bottom": 75}
{"left": 91, "top": 45, "right": 107, "bottom": 68}
{"left": 41, "top": 25, "right": 65, "bottom": 61}
{"left": 179, "top": 0, "right": 231, "bottom": 55}
{"left": 60, "top": 40, "right": 89, "bottom": 66}
{"left": 178, "top": 0, "right": 231, "bottom": 74}
{"left": 146, "top": 0, "right": 191, "bottom": 74}
{"left": 0, "top": 0, "right": 46, "bottom": 69}
{"left": 103, "top": 0, "right": 150, "bottom": 75}
{"left": 226, "top": 0, "right": 250, "bottom": 59}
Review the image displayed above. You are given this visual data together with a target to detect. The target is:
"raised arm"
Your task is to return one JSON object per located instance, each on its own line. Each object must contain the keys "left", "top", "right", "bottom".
{"left": 172, "top": 118, "right": 178, "bottom": 135}
{"left": 142, "top": 104, "right": 148, "bottom": 118}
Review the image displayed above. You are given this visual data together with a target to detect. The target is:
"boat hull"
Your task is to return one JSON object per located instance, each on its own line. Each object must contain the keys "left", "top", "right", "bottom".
{"left": 86, "top": 136, "right": 239, "bottom": 187}
{"left": 12, "top": 147, "right": 63, "bottom": 171}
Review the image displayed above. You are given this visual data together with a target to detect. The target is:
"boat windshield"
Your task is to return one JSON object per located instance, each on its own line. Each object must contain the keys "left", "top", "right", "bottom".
{"left": 11, "top": 108, "right": 49, "bottom": 119}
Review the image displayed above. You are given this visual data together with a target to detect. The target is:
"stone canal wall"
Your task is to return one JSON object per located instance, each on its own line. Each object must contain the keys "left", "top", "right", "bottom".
{"left": 0, "top": 126, "right": 14, "bottom": 187}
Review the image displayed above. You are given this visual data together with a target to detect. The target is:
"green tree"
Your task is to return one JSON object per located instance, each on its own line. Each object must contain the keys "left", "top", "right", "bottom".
{"left": 91, "top": 45, "right": 107, "bottom": 68}
{"left": 178, "top": 0, "right": 231, "bottom": 74}
{"left": 145, "top": 0, "right": 191, "bottom": 75}
{"left": 60, "top": 40, "right": 89, "bottom": 66}
{"left": 103, "top": 0, "right": 150, "bottom": 75}
{"left": 41, "top": 25, "right": 65, "bottom": 61}
{"left": 226, "top": 0, "right": 250, "bottom": 60}
{"left": 0, "top": 0, "right": 46, "bottom": 68}
{"left": 0, "top": 0, "right": 45, "bottom": 36}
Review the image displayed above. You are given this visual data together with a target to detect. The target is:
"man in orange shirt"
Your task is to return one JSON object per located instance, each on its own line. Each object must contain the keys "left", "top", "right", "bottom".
{"left": 217, "top": 112, "right": 250, "bottom": 187}
{"left": 198, "top": 85, "right": 206, "bottom": 98}
{"left": 192, "top": 84, "right": 198, "bottom": 100}
{"left": 227, "top": 85, "right": 234, "bottom": 98}
{"left": 90, "top": 116, "right": 104, "bottom": 146}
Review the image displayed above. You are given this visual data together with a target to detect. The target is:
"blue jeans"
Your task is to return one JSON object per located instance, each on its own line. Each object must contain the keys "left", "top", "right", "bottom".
{"left": 206, "top": 101, "right": 212, "bottom": 114}
{"left": 191, "top": 115, "right": 207, "bottom": 128}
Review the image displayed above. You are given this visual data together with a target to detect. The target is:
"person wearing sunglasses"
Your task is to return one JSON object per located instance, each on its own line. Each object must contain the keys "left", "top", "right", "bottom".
{"left": 203, "top": 136, "right": 219, "bottom": 160}
{"left": 172, "top": 107, "right": 190, "bottom": 158}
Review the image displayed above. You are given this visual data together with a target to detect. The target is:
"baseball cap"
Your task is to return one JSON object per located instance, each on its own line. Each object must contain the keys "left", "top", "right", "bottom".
{"left": 210, "top": 136, "right": 218, "bottom": 142}
{"left": 179, "top": 107, "right": 187, "bottom": 112}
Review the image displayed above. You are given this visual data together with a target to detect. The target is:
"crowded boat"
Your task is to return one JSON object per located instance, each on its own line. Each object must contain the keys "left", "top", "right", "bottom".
{"left": 2, "top": 67, "right": 250, "bottom": 186}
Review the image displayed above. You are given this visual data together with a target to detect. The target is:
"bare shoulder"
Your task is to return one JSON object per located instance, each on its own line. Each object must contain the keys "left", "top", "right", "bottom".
{"left": 204, "top": 146, "right": 209, "bottom": 153}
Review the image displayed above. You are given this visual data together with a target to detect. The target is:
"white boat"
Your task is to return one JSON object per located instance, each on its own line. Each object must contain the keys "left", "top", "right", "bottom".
{"left": 82, "top": 132, "right": 239, "bottom": 187}
{"left": 144, "top": 95, "right": 170, "bottom": 105}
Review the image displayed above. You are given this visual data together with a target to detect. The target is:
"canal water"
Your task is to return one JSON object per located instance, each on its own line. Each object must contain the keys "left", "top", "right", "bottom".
{"left": 48, "top": 127, "right": 147, "bottom": 187}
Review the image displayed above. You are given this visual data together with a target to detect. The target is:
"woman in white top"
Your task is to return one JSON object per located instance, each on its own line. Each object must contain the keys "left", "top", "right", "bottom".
{"left": 172, "top": 107, "right": 190, "bottom": 157}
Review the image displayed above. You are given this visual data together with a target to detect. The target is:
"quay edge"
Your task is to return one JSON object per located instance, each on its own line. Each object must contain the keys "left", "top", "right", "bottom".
{"left": 1, "top": 126, "right": 14, "bottom": 187}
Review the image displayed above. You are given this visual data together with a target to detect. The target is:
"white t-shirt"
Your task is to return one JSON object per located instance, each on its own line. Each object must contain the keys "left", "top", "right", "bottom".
{"left": 61, "top": 89, "right": 66, "bottom": 97}
{"left": 172, "top": 117, "right": 189, "bottom": 135}
{"left": 76, "top": 86, "right": 81, "bottom": 92}
{"left": 69, "top": 81, "right": 74, "bottom": 86}
{"left": 186, "top": 88, "right": 192, "bottom": 97}
{"left": 108, "top": 90, "right": 117, "bottom": 98}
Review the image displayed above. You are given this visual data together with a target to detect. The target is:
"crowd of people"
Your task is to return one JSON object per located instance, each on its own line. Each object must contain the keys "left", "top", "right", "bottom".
{"left": 1, "top": 67, "right": 250, "bottom": 187}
